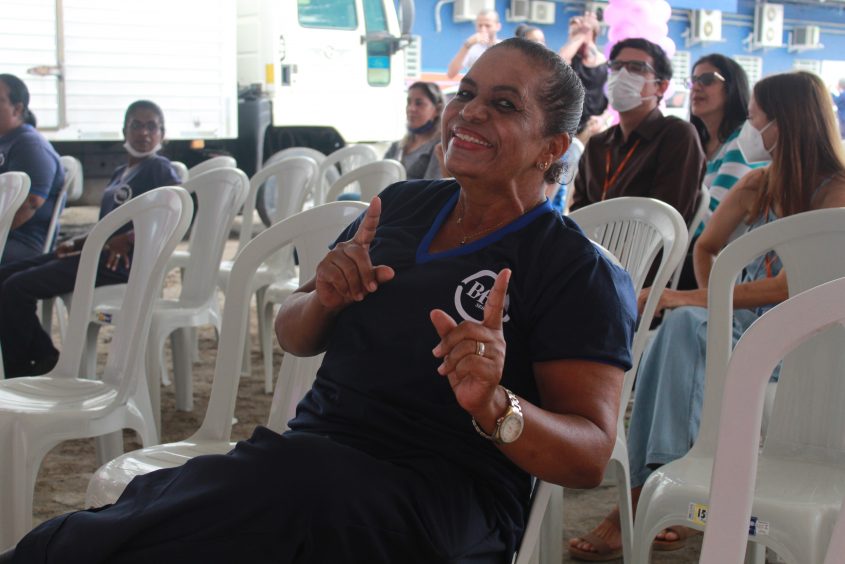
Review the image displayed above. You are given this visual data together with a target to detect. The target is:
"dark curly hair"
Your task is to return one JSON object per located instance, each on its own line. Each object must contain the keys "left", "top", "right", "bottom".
{"left": 0, "top": 74, "right": 36, "bottom": 127}
{"left": 487, "top": 38, "right": 584, "bottom": 184}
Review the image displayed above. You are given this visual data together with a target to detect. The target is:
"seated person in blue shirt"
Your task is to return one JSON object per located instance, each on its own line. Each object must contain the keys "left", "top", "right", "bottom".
{"left": 0, "top": 99, "right": 180, "bottom": 378}
{"left": 0, "top": 74, "right": 65, "bottom": 264}
{"left": 5, "top": 40, "right": 636, "bottom": 564}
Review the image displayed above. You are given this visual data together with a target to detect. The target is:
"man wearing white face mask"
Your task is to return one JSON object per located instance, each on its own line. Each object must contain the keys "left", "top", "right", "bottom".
{"left": 0, "top": 100, "right": 181, "bottom": 377}
{"left": 571, "top": 38, "right": 705, "bottom": 226}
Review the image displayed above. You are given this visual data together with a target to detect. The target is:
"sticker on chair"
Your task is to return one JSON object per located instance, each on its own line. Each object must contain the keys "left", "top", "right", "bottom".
{"left": 687, "top": 502, "right": 770, "bottom": 536}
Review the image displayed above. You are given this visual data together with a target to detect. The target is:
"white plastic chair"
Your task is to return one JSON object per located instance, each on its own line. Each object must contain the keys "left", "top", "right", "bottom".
{"left": 324, "top": 159, "right": 406, "bottom": 203}
{"left": 38, "top": 156, "right": 83, "bottom": 340}
{"left": 516, "top": 197, "right": 688, "bottom": 564}
{"left": 75, "top": 168, "right": 249, "bottom": 433}
{"left": 0, "top": 172, "right": 31, "bottom": 381}
{"left": 216, "top": 156, "right": 318, "bottom": 384}
{"left": 262, "top": 147, "right": 327, "bottom": 211}
{"left": 169, "top": 160, "right": 190, "bottom": 183}
{"left": 187, "top": 155, "right": 236, "bottom": 177}
{"left": 0, "top": 186, "right": 192, "bottom": 550}
{"left": 85, "top": 202, "right": 367, "bottom": 508}
{"left": 313, "top": 144, "right": 380, "bottom": 205}
{"left": 823, "top": 501, "right": 845, "bottom": 564}
{"left": 634, "top": 207, "right": 845, "bottom": 564}
{"left": 669, "top": 183, "right": 710, "bottom": 289}
{"left": 698, "top": 274, "right": 845, "bottom": 564}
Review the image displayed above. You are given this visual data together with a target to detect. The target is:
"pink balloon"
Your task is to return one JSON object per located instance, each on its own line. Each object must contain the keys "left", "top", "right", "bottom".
{"left": 653, "top": 0, "right": 672, "bottom": 23}
{"left": 603, "top": 2, "right": 623, "bottom": 26}
{"left": 658, "top": 36, "right": 676, "bottom": 58}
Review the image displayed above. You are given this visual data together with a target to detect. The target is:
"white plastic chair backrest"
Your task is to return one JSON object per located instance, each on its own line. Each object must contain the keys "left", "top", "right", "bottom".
{"left": 568, "top": 197, "right": 688, "bottom": 406}
{"left": 193, "top": 201, "right": 368, "bottom": 442}
{"left": 178, "top": 168, "right": 250, "bottom": 306}
{"left": 264, "top": 147, "right": 326, "bottom": 168}
{"left": 187, "top": 155, "right": 236, "bottom": 177}
{"left": 55, "top": 187, "right": 192, "bottom": 407}
{"left": 59, "top": 154, "right": 84, "bottom": 202}
{"left": 41, "top": 156, "right": 81, "bottom": 253}
{"left": 169, "top": 160, "right": 190, "bottom": 183}
{"left": 699, "top": 275, "right": 845, "bottom": 564}
{"left": 325, "top": 159, "right": 406, "bottom": 203}
{"left": 314, "top": 144, "right": 380, "bottom": 205}
{"left": 695, "top": 208, "right": 845, "bottom": 459}
{"left": 237, "top": 156, "right": 319, "bottom": 250}
{"left": 669, "top": 183, "right": 710, "bottom": 289}
{"left": 0, "top": 172, "right": 30, "bottom": 255}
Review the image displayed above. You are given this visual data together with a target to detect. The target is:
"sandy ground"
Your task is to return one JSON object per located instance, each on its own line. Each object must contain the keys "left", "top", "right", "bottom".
{"left": 28, "top": 207, "right": 709, "bottom": 562}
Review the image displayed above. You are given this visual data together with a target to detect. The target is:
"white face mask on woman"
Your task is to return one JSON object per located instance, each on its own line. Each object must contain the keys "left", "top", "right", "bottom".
{"left": 123, "top": 141, "right": 161, "bottom": 159}
{"left": 737, "top": 120, "right": 775, "bottom": 163}
{"left": 607, "top": 69, "right": 653, "bottom": 113}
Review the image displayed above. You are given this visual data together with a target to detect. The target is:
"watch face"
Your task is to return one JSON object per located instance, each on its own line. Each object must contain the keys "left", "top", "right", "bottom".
{"left": 499, "top": 413, "right": 524, "bottom": 443}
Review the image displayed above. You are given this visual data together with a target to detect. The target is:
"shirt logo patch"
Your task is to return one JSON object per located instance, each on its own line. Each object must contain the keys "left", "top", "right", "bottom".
{"left": 113, "top": 184, "right": 133, "bottom": 205}
{"left": 453, "top": 269, "right": 510, "bottom": 323}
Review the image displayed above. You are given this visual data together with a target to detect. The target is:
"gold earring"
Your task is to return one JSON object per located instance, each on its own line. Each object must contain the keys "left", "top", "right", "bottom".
{"left": 536, "top": 161, "right": 548, "bottom": 170}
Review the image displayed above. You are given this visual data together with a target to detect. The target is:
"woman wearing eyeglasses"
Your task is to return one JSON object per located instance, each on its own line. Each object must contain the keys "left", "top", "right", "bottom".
{"left": 0, "top": 100, "right": 181, "bottom": 377}
{"left": 570, "top": 71, "right": 845, "bottom": 561}
{"left": 672, "top": 54, "right": 763, "bottom": 289}
{"left": 384, "top": 81, "right": 444, "bottom": 180}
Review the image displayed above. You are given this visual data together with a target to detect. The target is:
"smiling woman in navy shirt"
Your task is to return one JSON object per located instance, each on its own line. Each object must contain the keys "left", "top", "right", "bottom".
{"left": 7, "top": 40, "right": 636, "bottom": 564}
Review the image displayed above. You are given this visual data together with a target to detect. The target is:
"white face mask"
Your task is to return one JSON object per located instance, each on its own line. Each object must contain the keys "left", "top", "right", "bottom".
{"left": 123, "top": 140, "right": 161, "bottom": 159}
{"left": 607, "top": 68, "right": 651, "bottom": 113}
{"left": 737, "top": 120, "right": 775, "bottom": 163}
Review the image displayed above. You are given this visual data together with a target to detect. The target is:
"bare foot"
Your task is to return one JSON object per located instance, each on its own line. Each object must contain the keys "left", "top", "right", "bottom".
{"left": 568, "top": 507, "right": 622, "bottom": 557}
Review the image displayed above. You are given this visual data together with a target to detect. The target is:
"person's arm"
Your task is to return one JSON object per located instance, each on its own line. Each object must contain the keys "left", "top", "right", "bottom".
{"left": 650, "top": 120, "right": 707, "bottom": 225}
{"left": 11, "top": 193, "right": 46, "bottom": 229}
{"left": 558, "top": 32, "right": 588, "bottom": 64}
{"left": 447, "top": 33, "right": 483, "bottom": 79}
{"left": 430, "top": 269, "right": 623, "bottom": 487}
{"left": 8, "top": 139, "right": 60, "bottom": 229}
{"left": 276, "top": 197, "right": 395, "bottom": 356}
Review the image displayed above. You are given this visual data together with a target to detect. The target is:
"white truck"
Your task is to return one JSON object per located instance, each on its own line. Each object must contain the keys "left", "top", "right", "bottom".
{"left": 0, "top": 0, "right": 414, "bottom": 202}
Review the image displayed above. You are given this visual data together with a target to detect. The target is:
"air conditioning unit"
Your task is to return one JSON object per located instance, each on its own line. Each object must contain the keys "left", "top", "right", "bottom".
{"left": 453, "top": 0, "right": 495, "bottom": 23}
{"left": 689, "top": 10, "right": 722, "bottom": 42}
{"left": 507, "top": 0, "right": 530, "bottom": 22}
{"left": 790, "top": 25, "right": 821, "bottom": 49}
{"left": 753, "top": 3, "right": 784, "bottom": 48}
{"left": 530, "top": 0, "right": 555, "bottom": 25}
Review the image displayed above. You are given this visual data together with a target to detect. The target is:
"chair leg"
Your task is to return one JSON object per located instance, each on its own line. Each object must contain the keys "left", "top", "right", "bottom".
{"left": 0, "top": 431, "right": 51, "bottom": 550}
{"left": 81, "top": 323, "right": 100, "bottom": 377}
{"left": 612, "top": 459, "right": 635, "bottom": 563}
{"left": 145, "top": 331, "right": 163, "bottom": 435}
{"left": 94, "top": 431, "right": 124, "bottom": 466}
{"left": 261, "top": 299, "right": 275, "bottom": 394}
{"left": 241, "top": 298, "right": 252, "bottom": 377}
{"left": 744, "top": 541, "right": 765, "bottom": 564}
{"left": 172, "top": 327, "right": 194, "bottom": 412}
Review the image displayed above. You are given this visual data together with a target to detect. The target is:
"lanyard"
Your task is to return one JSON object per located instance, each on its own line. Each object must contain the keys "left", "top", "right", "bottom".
{"left": 602, "top": 139, "right": 641, "bottom": 201}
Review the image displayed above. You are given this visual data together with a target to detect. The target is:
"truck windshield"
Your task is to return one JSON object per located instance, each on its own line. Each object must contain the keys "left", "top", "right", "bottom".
{"left": 298, "top": 0, "right": 357, "bottom": 29}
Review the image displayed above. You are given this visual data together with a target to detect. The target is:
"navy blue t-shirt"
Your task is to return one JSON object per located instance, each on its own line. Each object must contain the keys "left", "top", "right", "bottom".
{"left": 99, "top": 154, "right": 181, "bottom": 220}
{"left": 0, "top": 124, "right": 64, "bottom": 252}
{"left": 289, "top": 180, "right": 637, "bottom": 533}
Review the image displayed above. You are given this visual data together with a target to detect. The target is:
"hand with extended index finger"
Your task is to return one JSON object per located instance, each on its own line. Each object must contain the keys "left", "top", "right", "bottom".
{"left": 313, "top": 196, "right": 395, "bottom": 311}
{"left": 430, "top": 269, "right": 511, "bottom": 415}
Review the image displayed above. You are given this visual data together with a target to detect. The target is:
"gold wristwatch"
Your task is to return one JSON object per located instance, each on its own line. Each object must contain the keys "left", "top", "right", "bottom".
{"left": 472, "top": 387, "right": 524, "bottom": 444}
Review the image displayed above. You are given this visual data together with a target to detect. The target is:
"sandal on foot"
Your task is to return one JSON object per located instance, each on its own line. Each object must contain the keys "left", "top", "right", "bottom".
{"left": 652, "top": 525, "right": 697, "bottom": 552}
{"left": 568, "top": 532, "right": 623, "bottom": 562}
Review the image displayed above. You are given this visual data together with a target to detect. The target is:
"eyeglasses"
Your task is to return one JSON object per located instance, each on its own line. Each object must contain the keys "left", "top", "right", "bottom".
{"left": 127, "top": 120, "right": 162, "bottom": 133}
{"left": 608, "top": 59, "right": 657, "bottom": 77}
{"left": 685, "top": 71, "right": 726, "bottom": 89}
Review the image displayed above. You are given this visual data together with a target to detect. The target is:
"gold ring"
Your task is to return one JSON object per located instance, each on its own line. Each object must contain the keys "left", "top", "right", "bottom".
{"left": 475, "top": 341, "right": 486, "bottom": 357}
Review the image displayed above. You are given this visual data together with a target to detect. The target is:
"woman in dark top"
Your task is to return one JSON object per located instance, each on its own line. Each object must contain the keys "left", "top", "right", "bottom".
{"left": 384, "top": 81, "right": 444, "bottom": 180}
{"left": 5, "top": 40, "right": 636, "bottom": 564}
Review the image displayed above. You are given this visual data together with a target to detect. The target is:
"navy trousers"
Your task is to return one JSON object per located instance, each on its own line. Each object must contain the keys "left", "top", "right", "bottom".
{"left": 14, "top": 428, "right": 514, "bottom": 564}
{"left": 0, "top": 252, "right": 127, "bottom": 372}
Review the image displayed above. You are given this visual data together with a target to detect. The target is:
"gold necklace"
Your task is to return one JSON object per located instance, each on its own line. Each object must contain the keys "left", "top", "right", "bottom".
{"left": 455, "top": 196, "right": 543, "bottom": 245}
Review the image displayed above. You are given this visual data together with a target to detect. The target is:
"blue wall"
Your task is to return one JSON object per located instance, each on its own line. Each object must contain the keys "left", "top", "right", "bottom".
{"left": 412, "top": 0, "right": 845, "bottom": 81}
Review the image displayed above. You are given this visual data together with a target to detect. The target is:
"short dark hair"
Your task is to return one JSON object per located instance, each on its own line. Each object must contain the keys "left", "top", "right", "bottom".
{"left": 514, "top": 24, "right": 540, "bottom": 40}
{"left": 689, "top": 54, "right": 750, "bottom": 146}
{"left": 0, "top": 73, "right": 36, "bottom": 127}
{"left": 487, "top": 38, "right": 584, "bottom": 184}
{"left": 609, "top": 38, "right": 672, "bottom": 81}
{"left": 123, "top": 99, "right": 166, "bottom": 132}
